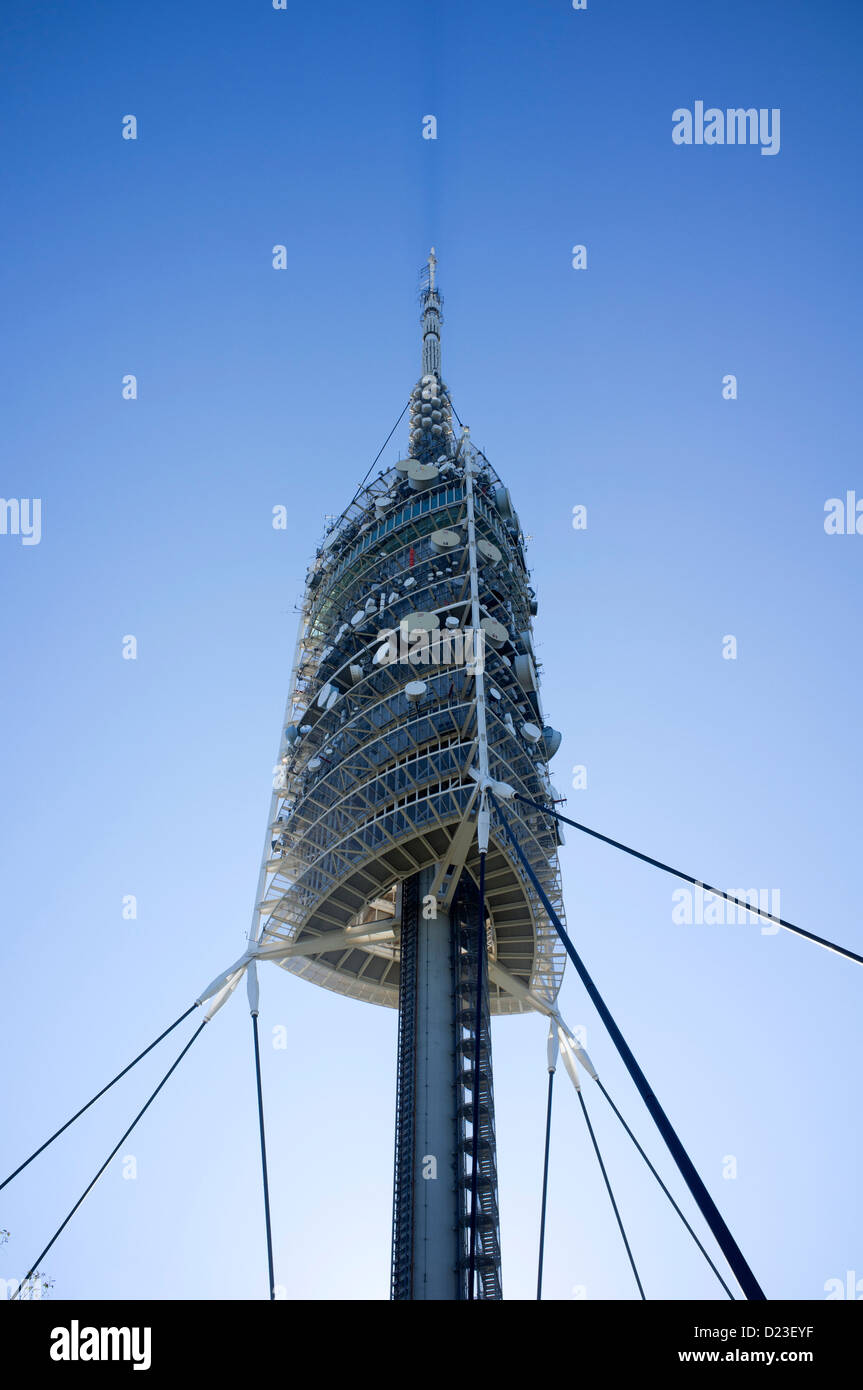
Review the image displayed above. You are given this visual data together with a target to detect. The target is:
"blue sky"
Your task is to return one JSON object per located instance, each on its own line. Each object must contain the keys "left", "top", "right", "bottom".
{"left": 1, "top": 0, "right": 862, "bottom": 1300}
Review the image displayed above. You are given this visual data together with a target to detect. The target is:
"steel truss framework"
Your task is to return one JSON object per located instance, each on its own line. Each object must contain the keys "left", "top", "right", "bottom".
{"left": 250, "top": 458, "right": 567, "bottom": 1013}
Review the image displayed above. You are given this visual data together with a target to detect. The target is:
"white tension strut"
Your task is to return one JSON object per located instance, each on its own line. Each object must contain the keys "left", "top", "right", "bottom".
{"left": 547, "top": 1019, "right": 559, "bottom": 1074}
{"left": 195, "top": 924, "right": 400, "bottom": 1020}
{"left": 557, "top": 1029, "right": 583, "bottom": 1092}
{"left": 246, "top": 959, "right": 260, "bottom": 1017}
{"left": 556, "top": 1021, "right": 598, "bottom": 1082}
{"left": 477, "top": 791, "right": 490, "bottom": 856}
{"left": 202, "top": 969, "right": 246, "bottom": 1021}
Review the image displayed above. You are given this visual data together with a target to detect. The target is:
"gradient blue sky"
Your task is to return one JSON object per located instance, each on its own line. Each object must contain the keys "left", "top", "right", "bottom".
{"left": 1, "top": 0, "right": 862, "bottom": 1301}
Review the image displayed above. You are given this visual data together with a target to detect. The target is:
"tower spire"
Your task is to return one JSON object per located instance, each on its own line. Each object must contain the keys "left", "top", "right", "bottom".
{"left": 408, "top": 249, "right": 453, "bottom": 460}
{"left": 421, "top": 246, "right": 442, "bottom": 379}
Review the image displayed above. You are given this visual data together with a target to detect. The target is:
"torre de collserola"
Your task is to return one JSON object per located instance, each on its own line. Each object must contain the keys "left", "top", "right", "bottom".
{"left": 249, "top": 251, "right": 566, "bottom": 1299}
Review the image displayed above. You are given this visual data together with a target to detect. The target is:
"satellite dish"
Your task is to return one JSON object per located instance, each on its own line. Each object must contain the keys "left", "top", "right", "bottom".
{"left": 477, "top": 539, "right": 502, "bottom": 567}
{"left": 480, "top": 617, "right": 508, "bottom": 649}
{"left": 431, "top": 529, "right": 461, "bottom": 554}
{"left": 402, "top": 611, "right": 440, "bottom": 633}
{"left": 373, "top": 640, "right": 395, "bottom": 667}
{"left": 408, "top": 463, "right": 439, "bottom": 491}
{"left": 514, "top": 653, "right": 537, "bottom": 692}
{"left": 542, "top": 727, "right": 563, "bottom": 758}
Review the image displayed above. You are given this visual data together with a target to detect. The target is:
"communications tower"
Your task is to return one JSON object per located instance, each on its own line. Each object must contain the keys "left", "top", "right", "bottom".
{"left": 249, "top": 252, "right": 567, "bottom": 1299}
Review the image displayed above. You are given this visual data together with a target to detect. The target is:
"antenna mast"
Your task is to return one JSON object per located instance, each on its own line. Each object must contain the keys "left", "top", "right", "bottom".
{"left": 421, "top": 246, "right": 443, "bottom": 379}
